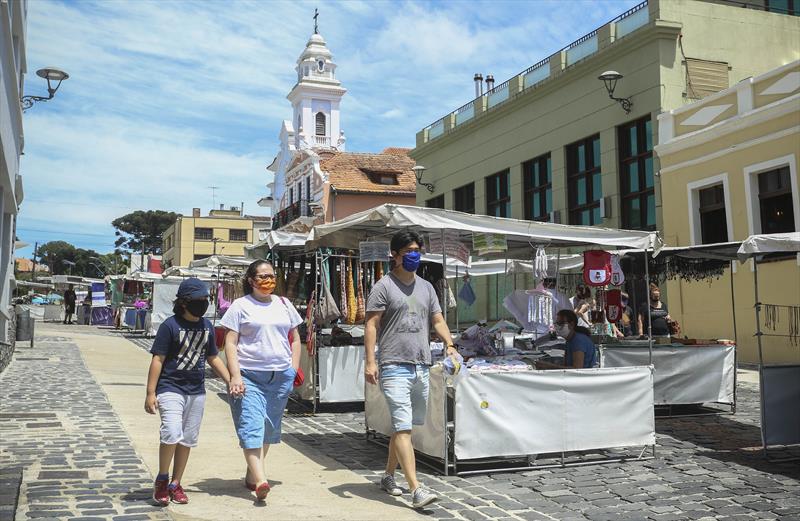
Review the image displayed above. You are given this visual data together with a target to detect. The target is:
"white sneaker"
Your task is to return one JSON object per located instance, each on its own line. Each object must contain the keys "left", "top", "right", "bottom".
{"left": 380, "top": 474, "right": 402, "bottom": 496}
{"left": 411, "top": 486, "right": 438, "bottom": 508}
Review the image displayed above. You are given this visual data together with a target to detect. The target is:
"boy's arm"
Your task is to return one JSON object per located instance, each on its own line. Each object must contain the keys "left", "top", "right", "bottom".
{"left": 145, "top": 355, "right": 165, "bottom": 414}
{"left": 207, "top": 355, "right": 231, "bottom": 385}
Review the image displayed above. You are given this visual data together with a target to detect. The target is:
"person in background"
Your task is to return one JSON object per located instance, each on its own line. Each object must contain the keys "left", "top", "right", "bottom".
{"left": 536, "top": 309, "right": 598, "bottom": 369}
{"left": 617, "top": 291, "right": 636, "bottom": 337}
{"left": 570, "top": 285, "right": 593, "bottom": 328}
{"left": 145, "top": 279, "right": 233, "bottom": 506}
{"left": 222, "top": 260, "right": 303, "bottom": 502}
{"left": 638, "top": 283, "right": 671, "bottom": 338}
{"left": 63, "top": 285, "right": 76, "bottom": 325}
{"left": 81, "top": 294, "right": 92, "bottom": 325}
{"left": 365, "top": 230, "right": 457, "bottom": 510}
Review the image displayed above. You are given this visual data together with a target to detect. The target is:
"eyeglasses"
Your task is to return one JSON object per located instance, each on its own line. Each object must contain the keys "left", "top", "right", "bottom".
{"left": 555, "top": 321, "right": 569, "bottom": 326}
{"left": 254, "top": 274, "right": 276, "bottom": 280}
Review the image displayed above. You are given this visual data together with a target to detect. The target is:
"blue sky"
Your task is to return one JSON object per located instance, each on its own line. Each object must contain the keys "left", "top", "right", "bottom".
{"left": 17, "top": 0, "right": 640, "bottom": 254}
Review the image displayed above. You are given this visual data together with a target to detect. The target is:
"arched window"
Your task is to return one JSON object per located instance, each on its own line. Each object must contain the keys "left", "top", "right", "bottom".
{"left": 315, "top": 112, "right": 326, "bottom": 136}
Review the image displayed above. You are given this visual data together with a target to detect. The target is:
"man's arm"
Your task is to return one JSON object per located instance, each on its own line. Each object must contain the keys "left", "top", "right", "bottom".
{"left": 364, "top": 311, "right": 382, "bottom": 385}
{"left": 431, "top": 312, "right": 457, "bottom": 356}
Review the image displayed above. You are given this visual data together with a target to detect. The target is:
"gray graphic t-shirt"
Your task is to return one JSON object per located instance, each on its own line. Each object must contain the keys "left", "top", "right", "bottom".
{"left": 366, "top": 273, "right": 442, "bottom": 366}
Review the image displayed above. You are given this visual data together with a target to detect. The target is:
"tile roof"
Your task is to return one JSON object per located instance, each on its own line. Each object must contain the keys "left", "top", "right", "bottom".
{"left": 320, "top": 151, "right": 417, "bottom": 195}
{"left": 381, "top": 147, "right": 412, "bottom": 156}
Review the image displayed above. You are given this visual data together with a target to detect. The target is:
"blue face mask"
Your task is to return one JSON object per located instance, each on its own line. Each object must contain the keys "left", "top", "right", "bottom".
{"left": 401, "top": 251, "right": 421, "bottom": 272}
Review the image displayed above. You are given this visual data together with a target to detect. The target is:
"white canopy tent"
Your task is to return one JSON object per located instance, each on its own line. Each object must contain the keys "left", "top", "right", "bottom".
{"left": 308, "top": 204, "right": 662, "bottom": 252}
{"left": 189, "top": 255, "right": 253, "bottom": 269}
{"left": 737, "top": 232, "right": 800, "bottom": 261}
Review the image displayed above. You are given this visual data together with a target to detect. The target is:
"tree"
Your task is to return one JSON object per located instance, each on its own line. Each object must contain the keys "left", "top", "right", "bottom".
{"left": 36, "top": 241, "right": 77, "bottom": 275}
{"left": 112, "top": 210, "right": 178, "bottom": 255}
{"left": 35, "top": 241, "right": 120, "bottom": 278}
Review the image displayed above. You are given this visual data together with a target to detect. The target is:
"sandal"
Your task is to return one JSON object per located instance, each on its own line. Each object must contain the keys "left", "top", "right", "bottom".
{"left": 255, "top": 481, "right": 270, "bottom": 501}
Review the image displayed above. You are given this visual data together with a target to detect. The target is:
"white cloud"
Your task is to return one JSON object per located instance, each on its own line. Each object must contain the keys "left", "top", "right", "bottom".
{"left": 20, "top": 0, "right": 642, "bottom": 250}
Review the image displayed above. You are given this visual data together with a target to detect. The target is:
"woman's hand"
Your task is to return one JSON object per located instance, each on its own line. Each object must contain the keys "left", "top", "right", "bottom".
{"left": 365, "top": 361, "right": 379, "bottom": 385}
{"left": 229, "top": 375, "right": 245, "bottom": 397}
{"left": 144, "top": 393, "right": 158, "bottom": 414}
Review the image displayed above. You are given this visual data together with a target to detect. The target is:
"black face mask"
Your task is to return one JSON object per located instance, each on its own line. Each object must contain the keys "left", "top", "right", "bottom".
{"left": 185, "top": 300, "right": 209, "bottom": 318}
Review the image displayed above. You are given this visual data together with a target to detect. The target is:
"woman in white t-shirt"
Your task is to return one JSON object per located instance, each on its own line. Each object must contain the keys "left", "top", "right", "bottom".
{"left": 221, "top": 260, "right": 303, "bottom": 502}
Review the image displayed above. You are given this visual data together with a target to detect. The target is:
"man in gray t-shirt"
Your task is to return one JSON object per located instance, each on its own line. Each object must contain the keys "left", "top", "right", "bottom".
{"left": 364, "top": 230, "right": 456, "bottom": 509}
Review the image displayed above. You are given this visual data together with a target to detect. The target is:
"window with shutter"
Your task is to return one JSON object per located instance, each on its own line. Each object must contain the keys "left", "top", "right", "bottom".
{"left": 315, "top": 112, "right": 326, "bottom": 136}
{"left": 685, "top": 58, "right": 729, "bottom": 99}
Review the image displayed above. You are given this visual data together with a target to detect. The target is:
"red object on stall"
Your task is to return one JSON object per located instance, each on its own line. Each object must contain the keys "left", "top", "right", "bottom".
{"left": 605, "top": 289, "right": 622, "bottom": 322}
{"left": 148, "top": 258, "right": 163, "bottom": 274}
{"left": 214, "top": 326, "right": 226, "bottom": 349}
{"left": 583, "top": 250, "right": 612, "bottom": 287}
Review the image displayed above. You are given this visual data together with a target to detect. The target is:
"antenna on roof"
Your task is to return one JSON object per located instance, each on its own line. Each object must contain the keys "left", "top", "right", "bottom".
{"left": 208, "top": 186, "right": 219, "bottom": 211}
{"left": 313, "top": 8, "right": 319, "bottom": 34}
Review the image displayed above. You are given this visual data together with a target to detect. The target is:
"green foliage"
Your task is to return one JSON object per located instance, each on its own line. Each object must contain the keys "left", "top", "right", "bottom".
{"left": 112, "top": 210, "right": 178, "bottom": 255}
{"left": 35, "top": 241, "right": 126, "bottom": 277}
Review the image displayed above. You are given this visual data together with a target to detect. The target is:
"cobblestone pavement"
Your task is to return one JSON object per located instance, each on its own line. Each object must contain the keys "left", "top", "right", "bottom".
{"left": 0, "top": 334, "right": 171, "bottom": 521}
{"left": 122, "top": 332, "right": 800, "bottom": 521}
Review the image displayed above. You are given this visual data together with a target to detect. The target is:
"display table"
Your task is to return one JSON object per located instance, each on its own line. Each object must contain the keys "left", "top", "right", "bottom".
{"left": 599, "top": 343, "right": 735, "bottom": 408}
{"left": 297, "top": 345, "right": 365, "bottom": 405}
{"left": 366, "top": 365, "right": 656, "bottom": 475}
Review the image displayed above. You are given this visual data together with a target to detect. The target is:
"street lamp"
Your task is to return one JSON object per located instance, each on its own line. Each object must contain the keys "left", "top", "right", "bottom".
{"left": 62, "top": 259, "right": 75, "bottom": 275}
{"left": 598, "top": 70, "right": 632, "bottom": 114}
{"left": 412, "top": 165, "right": 435, "bottom": 193}
{"left": 20, "top": 67, "right": 70, "bottom": 112}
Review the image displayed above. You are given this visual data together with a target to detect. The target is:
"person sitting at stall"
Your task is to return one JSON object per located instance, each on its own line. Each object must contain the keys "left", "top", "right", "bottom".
{"left": 536, "top": 309, "right": 597, "bottom": 369}
{"left": 638, "top": 283, "right": 671, "bottom": 339}
{"left": 570, "top": 285, "right": 593, "bottom": 328}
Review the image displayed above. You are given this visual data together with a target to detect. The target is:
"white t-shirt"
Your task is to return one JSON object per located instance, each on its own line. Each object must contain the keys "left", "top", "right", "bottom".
{"left": 220, "top": 294, "right": 303, "bottom": 371}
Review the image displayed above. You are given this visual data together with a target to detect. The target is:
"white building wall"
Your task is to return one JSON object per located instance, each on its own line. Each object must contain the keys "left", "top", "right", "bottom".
{"left": 0, "top": 0, "right": 27, "bottom": 344}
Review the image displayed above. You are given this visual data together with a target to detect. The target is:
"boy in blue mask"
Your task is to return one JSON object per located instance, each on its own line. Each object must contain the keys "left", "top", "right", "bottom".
{"left": 144, "top": 278, "right": 233, "bottom": 506}
{"left": 365, "top": 230, "right": 457, "bottom": 509}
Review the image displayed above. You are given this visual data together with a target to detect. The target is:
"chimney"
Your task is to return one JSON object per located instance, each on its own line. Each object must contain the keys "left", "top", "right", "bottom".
{"left": 192, "top": 208, "right": 200, "bottom": 218}
{"left": 486, "top": 75, "right": 495, "bottom": 92}
{"left": 474, "top": 73, "right": 483, "bottom": 97}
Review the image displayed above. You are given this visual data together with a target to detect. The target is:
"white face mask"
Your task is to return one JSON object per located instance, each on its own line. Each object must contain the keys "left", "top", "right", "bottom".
{"left": 555, "top": 324, "right": 571, "bottom": 338}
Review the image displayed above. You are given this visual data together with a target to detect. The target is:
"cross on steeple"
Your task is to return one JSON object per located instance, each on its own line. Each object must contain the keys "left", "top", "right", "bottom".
{"left": 313, "top": 8, "right": 319, "bottom": 34}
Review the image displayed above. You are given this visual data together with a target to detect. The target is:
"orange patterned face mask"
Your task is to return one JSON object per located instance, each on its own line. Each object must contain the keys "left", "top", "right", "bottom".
{"left": 254, "top": 277, "right": 276, "bottom": 294}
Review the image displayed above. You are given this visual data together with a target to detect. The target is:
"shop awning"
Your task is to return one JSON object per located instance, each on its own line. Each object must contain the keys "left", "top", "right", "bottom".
{"left": 737, "top": 232, "right": 800, "bottom": 261}
{"left": 307, "top": 204, "right": 661, "bottom": 252}
{"left": 189, "top": 255, "right": 253, "bottom": 269}
{"left": 245, "top": 231, "right": 308, "bottom": 252}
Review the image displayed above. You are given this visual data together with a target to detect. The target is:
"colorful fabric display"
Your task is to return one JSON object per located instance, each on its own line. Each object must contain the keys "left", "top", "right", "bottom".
{"left": 346, "top": 259, "right": 357, "bottom": 324}
{"left": 605, "top": 289, "right": 621, "bottom": 322}
{"left": 583, "top": 250, "right": 612, "bottom": 287}
{"left": 339, "top": 258, "right": 348, "bottom": 321}
{"left": 355, "top": 259, "right": 366, "bottom": 323}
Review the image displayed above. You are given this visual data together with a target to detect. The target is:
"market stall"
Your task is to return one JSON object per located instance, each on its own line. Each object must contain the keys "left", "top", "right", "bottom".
{"left": 738, "top": 232, "right": 800, "bottom": 456}
{"left": 308, "top": 204, "right": 661, "bottom": 472}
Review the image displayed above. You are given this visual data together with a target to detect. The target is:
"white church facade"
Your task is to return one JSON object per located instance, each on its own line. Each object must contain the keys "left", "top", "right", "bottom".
{"left": 260, "top": 28, "right": 416, "bottom": 232}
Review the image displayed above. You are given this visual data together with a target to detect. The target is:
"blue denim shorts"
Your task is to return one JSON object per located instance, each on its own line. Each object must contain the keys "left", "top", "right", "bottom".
{"left": 230, "top": 368, "right": 295, "bottom": 449}
{"left": 380, "top": 364, "right": 430, "bottom": 433}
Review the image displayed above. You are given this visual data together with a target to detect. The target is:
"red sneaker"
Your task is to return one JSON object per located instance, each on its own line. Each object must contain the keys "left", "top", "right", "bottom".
{"left": 153, "top": 478, "right": 169, "bottom": 506}
{"left": 255, "top": 481, "right": 270, "bottom": 501}
{"left": 169, "top": 483, "right": 189, "bottom": 504}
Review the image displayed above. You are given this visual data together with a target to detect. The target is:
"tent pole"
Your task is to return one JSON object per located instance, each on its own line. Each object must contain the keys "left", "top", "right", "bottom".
{"left": 455, "top": 265, "right": 460, "bottom": 332}
{"left": 753, "top": 258, "right": 767, "bottom": 454}
{"left": 441, "top": 229, "right": 448, "bottom": 326}
{"left": 730, "top": 261, "right": 738, "bottom": 414}
{"left": 645, "top": 249, "right": 653, "bottom": 366}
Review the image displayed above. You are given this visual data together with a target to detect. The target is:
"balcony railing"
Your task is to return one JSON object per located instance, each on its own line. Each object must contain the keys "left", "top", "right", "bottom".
{"left": 313, "top": 135, "right": 332, "bottom": 147}
{"left": 417, "top": 0, "right": 650, "bottom": 145}
{"left": 272, "top": 199, "right": 313, "bottom": 230}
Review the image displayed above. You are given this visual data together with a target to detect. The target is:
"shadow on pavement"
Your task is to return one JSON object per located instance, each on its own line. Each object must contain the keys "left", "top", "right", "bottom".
{"left": 192, "top": 476, "right": 283, "bottom": 506}
{"left": 657, "top": 413, "right": 800, "bottom": 479}
{"left": 283, "top": 432, "right": 385, "bottom": 473}
{"left": 327, "top": 482, "right": 437, "bottom": 516}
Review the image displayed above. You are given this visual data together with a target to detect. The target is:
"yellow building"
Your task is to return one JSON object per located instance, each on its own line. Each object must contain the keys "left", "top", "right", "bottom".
{"left": 655, "top": 60, "right": 800, "bottom": 364}
{"left": 162, "top": 208, "right": 271, "bottom": 268}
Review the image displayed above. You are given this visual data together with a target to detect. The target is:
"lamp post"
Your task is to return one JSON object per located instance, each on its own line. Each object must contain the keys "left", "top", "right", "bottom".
{"left": 61, "top": 259, "right": 75, "bottom": 276}
{"left": 412, "top": 165, "right": 435, "bottom": 193}
{"left": 598, "top": 70, "right": 632, "bottom": 114}
{"left": 20, "top": 67, "right": 70, "bottom": 112}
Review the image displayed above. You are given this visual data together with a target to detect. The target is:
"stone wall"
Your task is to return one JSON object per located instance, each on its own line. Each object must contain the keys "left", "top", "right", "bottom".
{"left": 0, "top": 308, "right": 16, "bottom": 374}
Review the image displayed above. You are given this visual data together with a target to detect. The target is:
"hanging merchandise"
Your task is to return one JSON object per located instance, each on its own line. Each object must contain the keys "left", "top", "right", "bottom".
{"left": 346, "top": 258, "right": 357, "bottom": 324}
{"left": 610, "top": 254, "right": 625, "bottom": 286}
{"left": 790, "top": 306, "right": 799, "bottom": 346}
{"left": 339, "top": 258, "right": 348, "bottom": 321}
{"left": 275, "top": 265, "right": 286, "bottom": 296}
{"left": 605, "top": 289, "right": 622, "bottom": 322}
{"left": 527, "top": 285, "right": 554, "bottom": 330}
{"left": 473, "top": 232, "right": 508, "bottom": 256}
{"left": 764, "top": 304, "right": 779, "bottom": 331}
{"left": 355, "top": 258, "right": 366, "bottom": 323}
{"left": 583, "top": 250, "right": 612, "bottom": 287}
{"left": 592, "top": 288, "right": 607, "bottom": 324}
{"left": 533, "top": 246, "right": 549, "bottom": 280}
{"left": 375, "top": 261, "right": 384, "bottom": 281}
{"left": 306, "top": 290, "right": 316, "bottom": 355}
{"left": 436, "top": 278, "right": 457, "bottom": 310}
{"left": 458, "top": 274, "right": 477, "bottom": 306}
{"left": 315, "top": 261, "right": 340, "bottom": 323}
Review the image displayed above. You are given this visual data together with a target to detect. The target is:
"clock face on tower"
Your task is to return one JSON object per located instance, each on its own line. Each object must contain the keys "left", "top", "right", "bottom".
{"left": 317, "top": 60, "right": 325, "bottom": 72}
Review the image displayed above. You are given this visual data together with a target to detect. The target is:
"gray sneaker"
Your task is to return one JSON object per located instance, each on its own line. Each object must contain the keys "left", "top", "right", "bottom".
{"left": 411, "top": 486, "right": 438, "bottom": 509}
{"left": 380, "top": 474, "right": 402, "bottom": 496}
